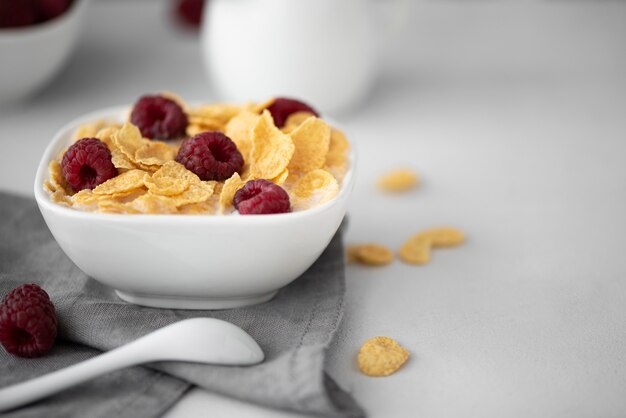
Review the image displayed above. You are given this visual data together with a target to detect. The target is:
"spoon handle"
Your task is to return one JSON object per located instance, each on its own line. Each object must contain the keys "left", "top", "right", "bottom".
{"left": 0, "top": 345, "right": 145, "bottom": 412}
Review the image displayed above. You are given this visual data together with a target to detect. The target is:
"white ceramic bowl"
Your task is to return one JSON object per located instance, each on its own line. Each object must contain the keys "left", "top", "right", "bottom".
{"left": 0, "top": 0, "right": 89, "bottom": 104}
{"left": 34, "top": 106, "right": 355, "bottom": 310}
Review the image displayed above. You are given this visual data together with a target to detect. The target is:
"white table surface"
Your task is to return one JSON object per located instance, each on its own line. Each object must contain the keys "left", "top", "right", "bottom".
{"left": 2, "top": 1, "right": 626, "bottom": 417}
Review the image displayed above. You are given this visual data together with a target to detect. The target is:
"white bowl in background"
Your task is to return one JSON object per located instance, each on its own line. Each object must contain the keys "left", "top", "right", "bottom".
{"left": 34, "top": 106, "right": 355, "bottom": 310}
{"left": 0, "top": 0, "right": 89, "bottom": 104}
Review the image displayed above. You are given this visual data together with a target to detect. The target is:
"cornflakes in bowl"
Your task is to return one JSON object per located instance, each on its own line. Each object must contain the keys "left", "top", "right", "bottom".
{"left": 34, "top": 95, "right": 354, "bottom": 310}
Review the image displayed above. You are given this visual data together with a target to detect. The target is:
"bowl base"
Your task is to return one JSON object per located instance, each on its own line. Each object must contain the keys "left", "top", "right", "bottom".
{"left": 114, "top": 289, "right": 278, "bottom": 310}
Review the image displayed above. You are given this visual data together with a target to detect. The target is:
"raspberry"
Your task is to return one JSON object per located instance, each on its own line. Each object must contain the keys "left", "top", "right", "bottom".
{"left": 0, "top": 0, "right": 37, "bottom": 28}
{"left": 61, "top": 137, "right": 118, "bottom": 192}
{"left": 36, "top": 0, "right": 71, "bottom": 21}
{"left": 0, "top": 284, "right": 57, "bottom": 358}
{"left": 176, "top": 132, "right": 244, "bottom": 181}
{"left": 130, "top": 95, "right": 188, "bottom": 140}
{"left": 175, "top": 0, "right": 204, "bottom": 27}
{"left": 234, "top": 179, "right": 291, "bottom": 215}
{"left": 267, "top": 98, "right": 319, "bottom": 128}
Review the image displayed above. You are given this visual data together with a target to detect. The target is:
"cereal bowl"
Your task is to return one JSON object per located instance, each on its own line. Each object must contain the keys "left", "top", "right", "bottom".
{"left": 34, "top": 106, "right": 355, "bottom": 309}
{"left": 0, "top": 0, "right": 89, "bottom": 104}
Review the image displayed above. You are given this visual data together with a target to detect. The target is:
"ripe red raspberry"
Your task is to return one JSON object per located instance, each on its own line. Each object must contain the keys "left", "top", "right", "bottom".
{"left": 0, "top": 284, "right": 57, "bottom": 358}
{"left": 234, "top": 179, "right": 291, "bottom": 215}
{"left": 36, "top": 0, "right": 71, "bottom": 21}
{"left": 267, "top": 98, "right": 319, "bottom": 128}
{"left": 0, "top": 0, "right": 37, "bottom": 28}
{"left": 176, "top": 132, "right": 244, "bottom": 181}
{"left": 61, "top": 137, "right": 118, "bottom": 192}
{"left": 130, "top": 95, "right": 188, "bottom": 140}
{"left": 175, "top": 0, "right": 204, "bottom": 28}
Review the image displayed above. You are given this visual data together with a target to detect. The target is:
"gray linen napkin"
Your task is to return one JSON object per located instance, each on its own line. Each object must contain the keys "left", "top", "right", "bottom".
{"left": 0, "top": 192, "right": 363, "bottom": 418}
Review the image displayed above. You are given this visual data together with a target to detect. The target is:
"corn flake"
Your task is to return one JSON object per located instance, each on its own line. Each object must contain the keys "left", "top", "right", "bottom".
{"left": 153, "top": 161, "right": 201, "bottom": 184}
{"left": 95, "top": 126, "right": 119, "bottom": 147}
{"left": 358, "top": 337, "right": 409, "bottom": 377}
{"left": 188, "top": 103, "right": 242, "bottom": 125}
{"left": 187, "top": 116, "right": 223, "bottom": 132}
{"left": 326, "top": 129, "right": 350, "bottom": 168}
{"left": 349, "top": 244, "right": 394, "bottom": 266}
{"left": 282, "top": 111, "right": 315, "bottom": 134}
{"left": 271, "top": 169, "right": 289, "bottom": 186}
{"left": 92, "top": 169, "right": 148, "bottom": 195}
{"left": 95, "top": 126, "right": 138, "bottom": 171}
{"left": 113, "top": 123, "right": 150, "bottom": 163}
{"left": 48, "top": 160, "right": 72, "bottom": 195}
{"left": 49, "top": 190, "right": 72, "bottom": 207}
{"left": 378, "top": 169, "right": 419, "bottom": 192}
{"left": 398, "top": 235, "right": 431, "bottom": 265}
{"left": 219, "top": 172, "right": 245, "bottom": 214}
{"left": 71, "top": 189, "right": 98, "bottom": 206}
{"left": 420, "top": 227, "right": 465, "bottom": 247}
{"left": 128, "top": 194, "right": 179, "bottom": 214}
{"left": 399, "top": 227, "right": 464, "bottom": 265}
{"left": 249, "top": 111, "right": 294, "bottom": 179}
{"left": 288, "top": 117, "right": 331, "bottom": 173}
{"left": 291, "top": 169, "right": 338, "bottom": 210}
{"left": 244, "top": 97, "right": 275, "bottom": 114}
{"left": 186, "top": 124, "right": 210, "bottom": 137}
{"left": 145, "top": 176, "right": 189, "bottom": 196}
{"left": 178, "top": 201, "right": 214, "bottom": 215}
{"left": 135, "top": 141, "right": 178, "bottom": 167}
{"left": 97, "top": 201, "right": 141, "bottom": 214}
{"left": 72, "top": 120, "right": 110, "bottom": 142}
{"left": 43, "top": 180, "right": 55, "bottom": 194}
{"left": 225, "top": 110, "right": 260, "bottom": 161}
{"left": 169, "top": 181, "right": 215, "bottom": 207}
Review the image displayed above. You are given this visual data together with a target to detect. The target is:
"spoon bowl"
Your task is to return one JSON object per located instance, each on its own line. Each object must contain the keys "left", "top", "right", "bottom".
{"left": 129, "top": 317, "right": 264, "bottom": 365}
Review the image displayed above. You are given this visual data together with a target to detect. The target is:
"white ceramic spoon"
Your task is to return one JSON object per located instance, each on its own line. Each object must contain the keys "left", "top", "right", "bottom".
{"left": 0, "top": 318, "right": 264, "bottom": 412}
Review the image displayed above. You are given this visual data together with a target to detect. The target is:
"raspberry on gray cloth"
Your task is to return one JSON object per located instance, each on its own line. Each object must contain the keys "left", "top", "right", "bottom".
{"left": 0, "top": 284, "right": 57, "bottom": 358}
{"left": 0, "top": 191, "right": 363, "bottom": 418}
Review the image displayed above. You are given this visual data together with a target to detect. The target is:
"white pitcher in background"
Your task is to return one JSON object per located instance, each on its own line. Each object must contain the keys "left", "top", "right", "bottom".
{"left": 201, "top": 0, "right": 410, "bottom": 114}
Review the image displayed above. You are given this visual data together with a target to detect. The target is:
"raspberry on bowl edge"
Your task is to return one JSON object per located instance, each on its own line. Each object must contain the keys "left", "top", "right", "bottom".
{"left": 174, "top": 0, "right": 205, "bottom": 28}
{"left": 61, "top": 137, "right": 118, "bottom": 192}
{"left": 234, "top": 179, "right": 291, "bottom": 215}
{"left": 0, "top": 284, "right": 57, "bottom": 358}
{"left": 0, "top": 0, "right": 72, "bottom": 28}
{"left": 130, "top": 95, "right": 188, "bottom": 140}
{"left": 176, "top": 132, "right": 244, "bottom": 181}
{"left": 267, "top": 98, "right": 319, "bottom": 128}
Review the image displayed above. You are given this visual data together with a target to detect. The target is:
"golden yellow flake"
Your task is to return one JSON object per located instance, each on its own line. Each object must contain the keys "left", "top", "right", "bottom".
{"left": 377, "top": 169, "right": 419, "bottom": 192}
{"left": 287, "top": 117, "right": 331, "bottom": 173}
{"left": 92, "top": 169, "right": 148, "bottom": 195}
{"left": 249, "top": 111, "right": 294, "bottom": 180}
{"left": 358, "top": 337, "right": 409, "bottom": 377}
{"left": 219, "top": 172, "right": 246, "bottom": 214}
{"left": 348, "top": 244, "right": 394, "bottom": 266}
{"left": 225, "top": 110, "right": 260, "bottom": 161}
{"left": 398, "top": 235, "right": 431, "bottom": 265}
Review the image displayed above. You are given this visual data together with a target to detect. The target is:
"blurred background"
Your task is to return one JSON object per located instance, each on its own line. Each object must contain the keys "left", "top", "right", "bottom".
{"left": 2, "top": 2, "right": 626, "bottom": 417}
{"left": 1, "top": 0, "right": 625, "bottom": 202}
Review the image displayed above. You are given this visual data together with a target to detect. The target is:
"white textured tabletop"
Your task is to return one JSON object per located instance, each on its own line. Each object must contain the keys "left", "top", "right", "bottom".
{"left": 1, "top": 1, "right": 626, "bottom": 417}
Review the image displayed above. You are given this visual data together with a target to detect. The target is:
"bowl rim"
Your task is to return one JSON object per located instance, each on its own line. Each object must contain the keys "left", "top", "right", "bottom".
{"left": 34, "top": 105, "right": 356, "bottom": 224}
{"left": 0, "top": 0, "right": 86, "bottom": 37}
